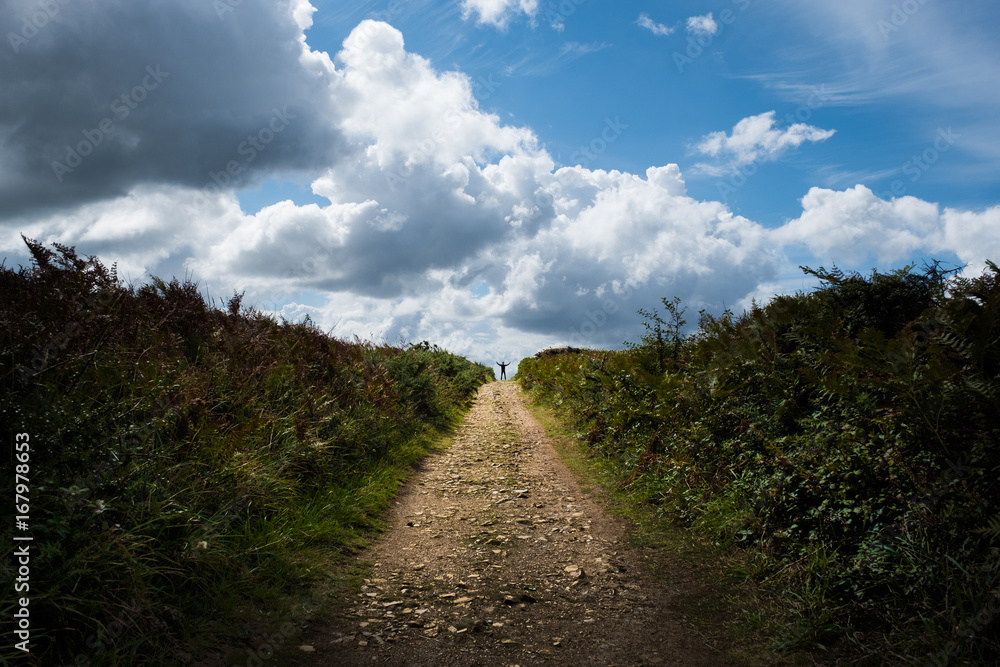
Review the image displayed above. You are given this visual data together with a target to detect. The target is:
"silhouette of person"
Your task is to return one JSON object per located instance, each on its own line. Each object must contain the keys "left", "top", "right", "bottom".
{"left": 496, "top": 361, "right": 509, "bottom": 380}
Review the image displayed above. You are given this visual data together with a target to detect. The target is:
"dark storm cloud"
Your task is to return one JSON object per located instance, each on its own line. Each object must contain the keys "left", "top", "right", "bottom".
{"left": 0, "top": 0, "right": 345, "bottom": 218}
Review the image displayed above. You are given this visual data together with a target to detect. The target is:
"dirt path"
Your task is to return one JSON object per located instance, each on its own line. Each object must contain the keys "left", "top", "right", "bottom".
{"left": 301, "top": 381, "right": 729, "bottom": 666}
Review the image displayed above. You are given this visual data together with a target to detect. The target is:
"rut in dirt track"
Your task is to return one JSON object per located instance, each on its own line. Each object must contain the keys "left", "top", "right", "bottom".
{"left": 301, "top": 380, "right": 729, "bottom": 666}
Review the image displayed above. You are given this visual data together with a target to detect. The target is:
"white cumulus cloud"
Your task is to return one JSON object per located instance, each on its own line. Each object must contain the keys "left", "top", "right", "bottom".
{"left": 695, "top": 111, "right": 836, "bottom": 175}
{"left": 772, "top": 185, "right": 941, "bottom": 264}
{"left": 686, "top": 13, "right": 719, "bottom": 36}
{"left": 939, "top": 206, "right": 1000, "bottom": 277}
{"left": 181, "top": 21, "right": 780, "bottom": 355}
{"left": 5, "top": 5, "right": 994, "bottom": 369}
{"left": 771, "top": 185, "right": 1000, "bottom": 276}
{"left": 461, "top": 0, "right": 539, "bottom": 29}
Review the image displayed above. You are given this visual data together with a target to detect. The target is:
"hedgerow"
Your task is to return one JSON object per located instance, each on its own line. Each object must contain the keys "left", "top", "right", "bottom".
{"left": 518, "top": 263, "right": 1000, "bottom": 662}
{"left": 0, "top": 239, "right": 494, "bottom": 665}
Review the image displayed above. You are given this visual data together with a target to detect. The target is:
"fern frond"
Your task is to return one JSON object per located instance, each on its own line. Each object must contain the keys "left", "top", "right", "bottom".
{"left": 974, "top": 514, "right": 1000, "bottom": 542}
{"left": 963, "top": 375, "right": 1000, "bottom": 401}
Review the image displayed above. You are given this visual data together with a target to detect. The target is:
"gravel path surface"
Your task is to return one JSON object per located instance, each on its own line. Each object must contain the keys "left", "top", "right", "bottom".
{"left": 301, "top": 381, "right": 729, "bottom": 666}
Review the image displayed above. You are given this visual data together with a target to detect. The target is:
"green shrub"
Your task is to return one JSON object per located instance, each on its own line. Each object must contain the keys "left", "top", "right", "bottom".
{"left": 518, "top": 262, "right": 1000, "bottom": 661}
{"left": 0, "top": 240, "right": 494, "bottom": 664}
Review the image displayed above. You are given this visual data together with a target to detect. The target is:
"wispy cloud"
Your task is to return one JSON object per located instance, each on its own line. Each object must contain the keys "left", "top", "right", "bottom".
{"left": 507, "top": 41, "right": 611, "bottom": 78}
{"left": 559, "top": 41, "right": 611, "bottom": 57}
{"left": 637, "top": 12, "right": 673, "bottom": 37}
{"left": 739, "top": 74, "right": 905, "bottom": 108}
{"left": 758, "top": 1, "right": 1000, "bottom": 112}
{"left": 694, "top": 111, "right": 836, "bottom": 175}
{"left": 814, "top": 165, "right": 903, "bottom": 190}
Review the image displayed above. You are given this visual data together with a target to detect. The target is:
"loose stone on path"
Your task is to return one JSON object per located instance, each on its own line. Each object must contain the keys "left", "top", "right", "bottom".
{"left": 301, "top": 381, "right": 729, "bottom": 666}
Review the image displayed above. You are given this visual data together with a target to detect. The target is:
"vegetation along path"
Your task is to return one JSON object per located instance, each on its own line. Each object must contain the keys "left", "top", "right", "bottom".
{"left": 302, "top": 380, "right": 728, "bottom": 666}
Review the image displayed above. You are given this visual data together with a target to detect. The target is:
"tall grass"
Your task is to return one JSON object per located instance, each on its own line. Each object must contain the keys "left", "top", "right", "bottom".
{"left": 517, "top": 263, "right": 1000, "bottom": 663}
{"left": 0, "top": 239, "right": 494, "bottom": 665}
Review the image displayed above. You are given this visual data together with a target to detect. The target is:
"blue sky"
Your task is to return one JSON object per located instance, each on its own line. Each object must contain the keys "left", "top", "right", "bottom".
{"left": 2, "top": 0, "right": 999, "bottom": 373}
{"left": 299, "top": 0, "right": 999, "bottom": 215}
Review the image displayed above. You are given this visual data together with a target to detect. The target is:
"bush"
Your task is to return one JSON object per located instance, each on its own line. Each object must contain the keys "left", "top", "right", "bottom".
{"left": 0, "top": 239, "right": 494, "bottom": 664}
{"left": 518, "top": 262, "right": 1000, "bottom": 661}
